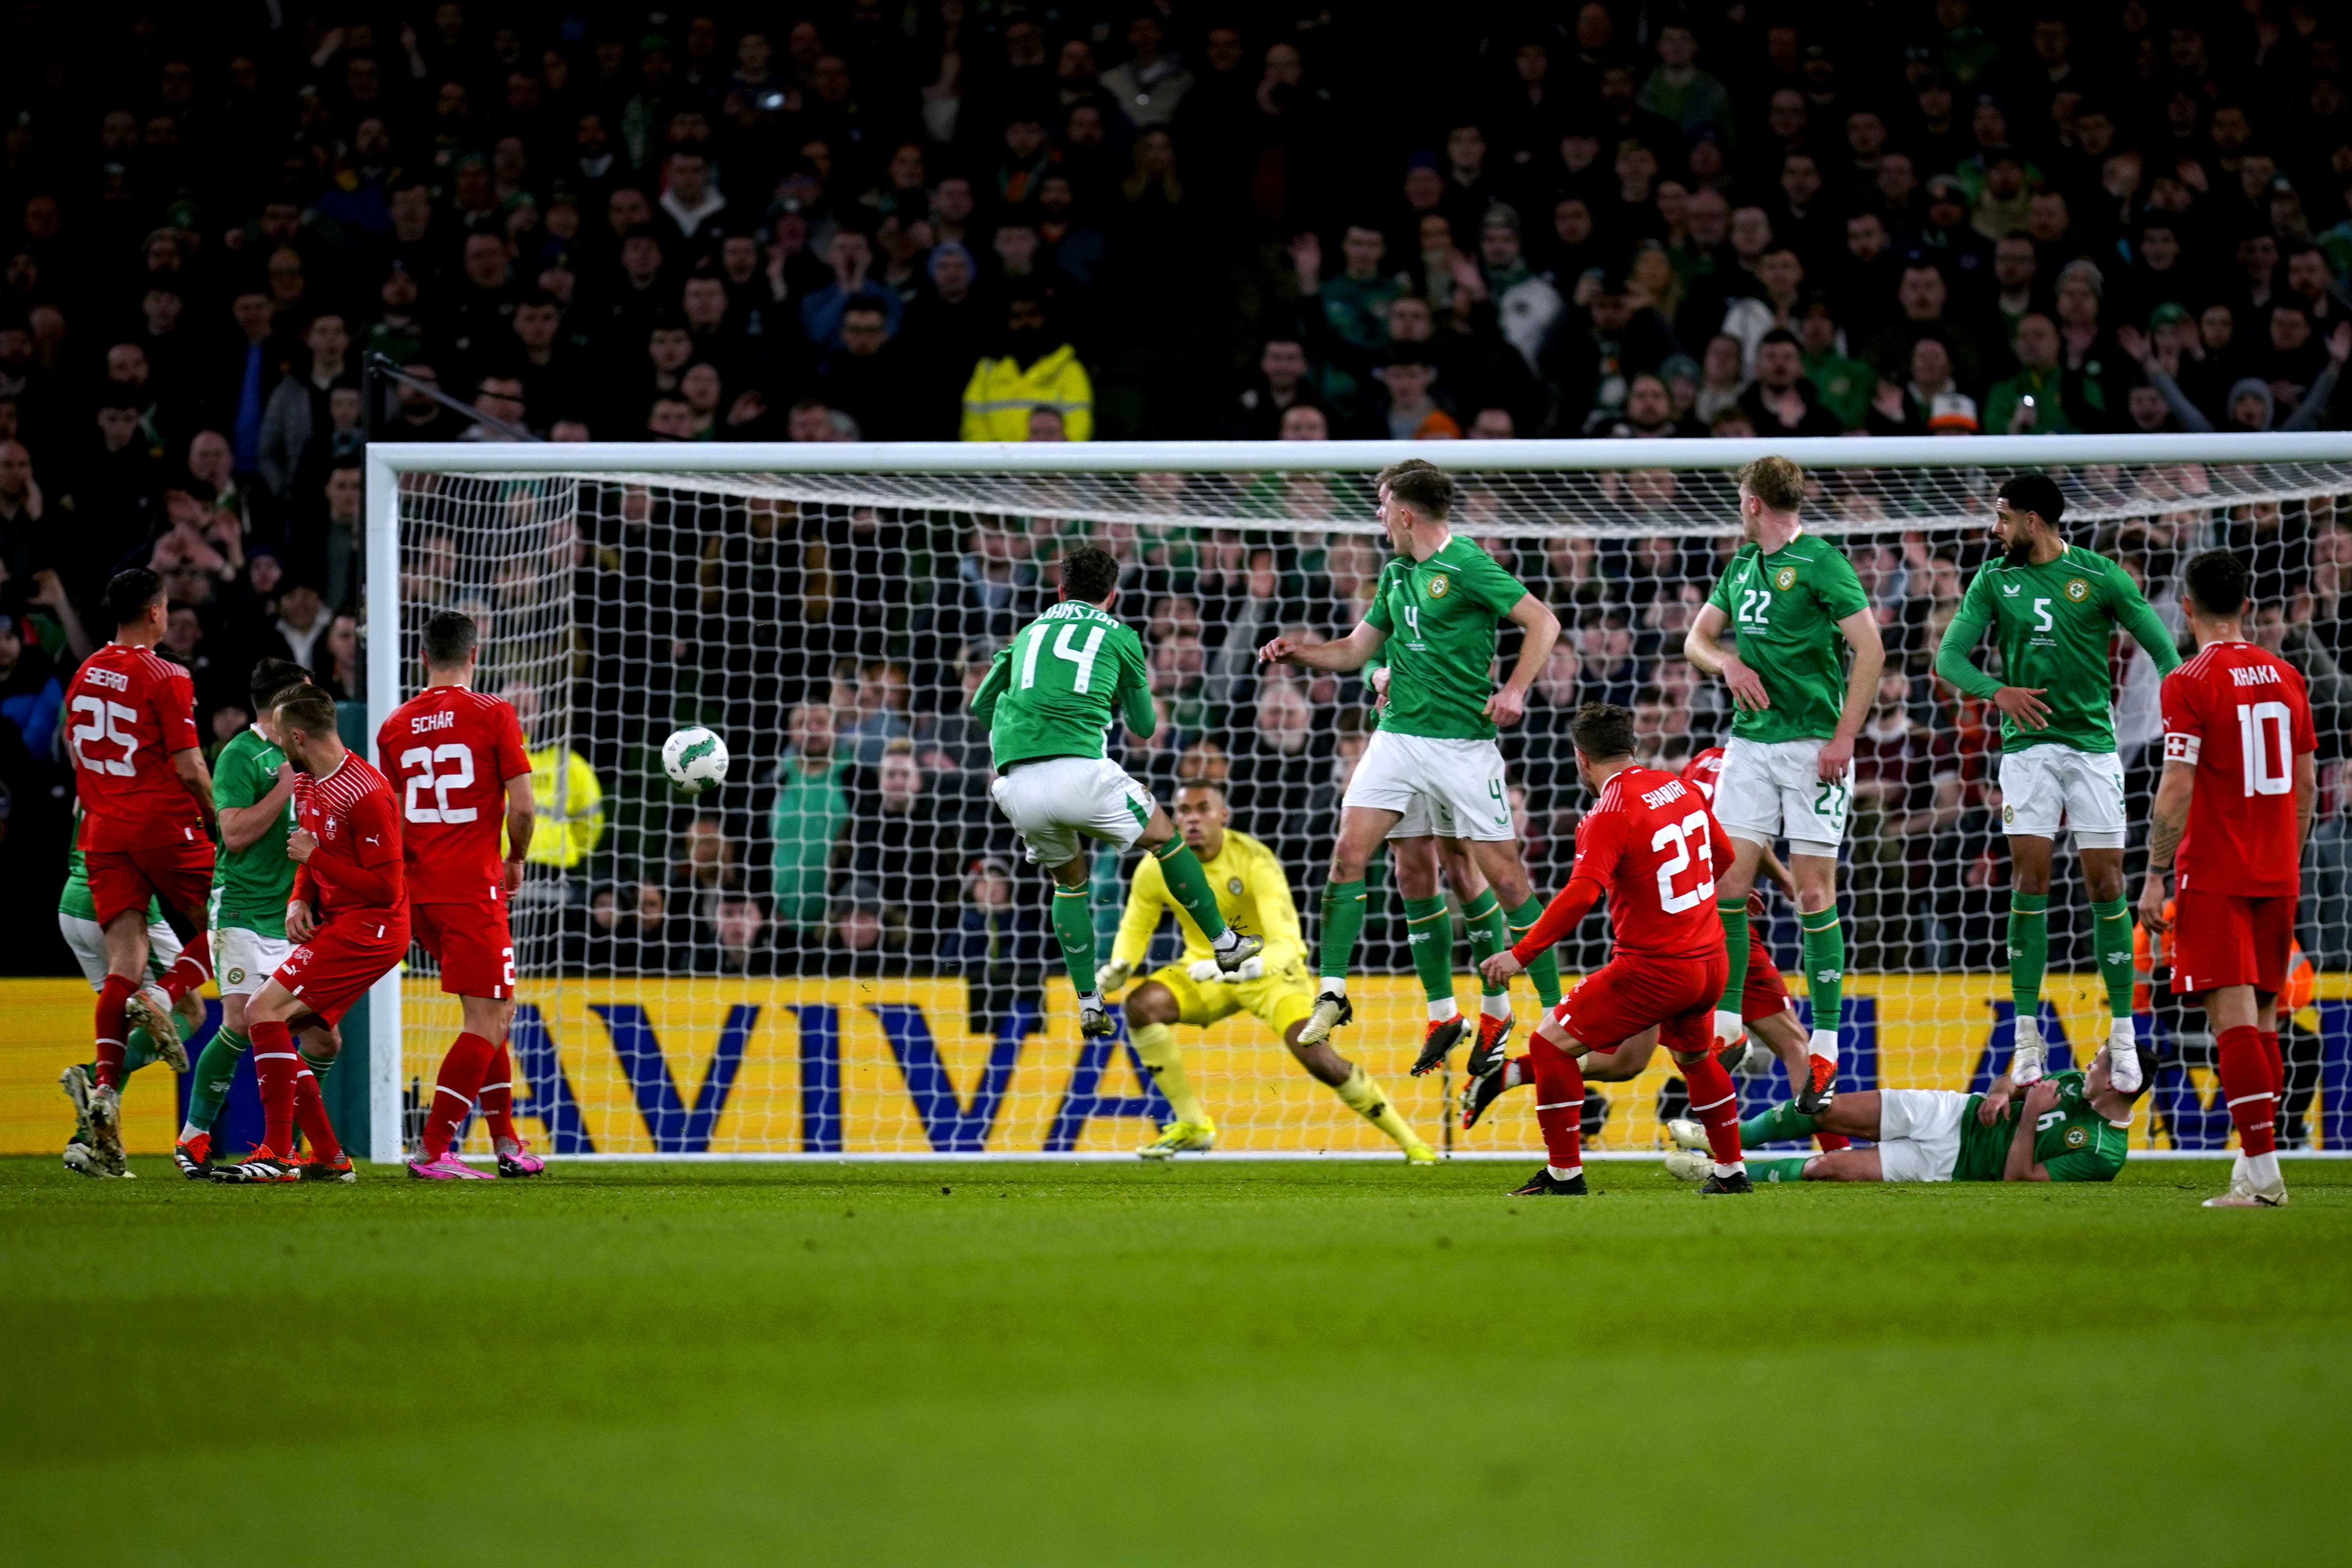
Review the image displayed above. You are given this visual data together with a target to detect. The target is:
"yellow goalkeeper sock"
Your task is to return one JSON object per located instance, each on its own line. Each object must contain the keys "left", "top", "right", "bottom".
{"left": 1334, "top": 1064, "right": 1421, "bottom": 1151}
{"left": 1131, "top": 1023, "right": 1205, "bottom": 1125}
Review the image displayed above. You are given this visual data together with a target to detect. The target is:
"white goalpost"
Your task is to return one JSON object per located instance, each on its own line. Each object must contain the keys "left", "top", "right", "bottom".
{"left": 363, "top": 434, "right": 2352, "bottom": 1164}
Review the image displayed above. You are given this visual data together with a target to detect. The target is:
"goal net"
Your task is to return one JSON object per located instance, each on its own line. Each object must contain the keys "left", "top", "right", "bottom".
{"left": 362, "top": 435, "right": 2352, "bottom": 1162}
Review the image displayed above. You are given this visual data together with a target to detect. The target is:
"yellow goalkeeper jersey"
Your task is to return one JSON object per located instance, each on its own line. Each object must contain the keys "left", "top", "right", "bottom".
{"left": 1112, "top": 829, "right": 1307, "bottom": 972}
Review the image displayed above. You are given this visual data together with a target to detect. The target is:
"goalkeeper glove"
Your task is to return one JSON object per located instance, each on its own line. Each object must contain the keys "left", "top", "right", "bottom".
{"left": 1095, "top": 959, "right": 1135, "bottom": 995}
{"left": 1188, "top": 955, "right": 1265, "bottom": 983}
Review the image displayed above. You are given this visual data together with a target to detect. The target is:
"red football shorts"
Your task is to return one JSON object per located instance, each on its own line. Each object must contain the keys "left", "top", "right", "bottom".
{"left": 1554, "top": 948, "right": 1730, "bottom": 1056}
{"left": 2169, "top": 889, "right": 2295, "bottom": 997}
{"left": 272, "top": 909, "right": 410, "bottom": 1027}
{"left": 411, "top": 899, "right": 516, "bottom": 999}
{"left": 1742, "top": 929, "right": 1790, "bottom": 1022}
{"left": 84, "top": 841, "right": 215, "bottom": 927}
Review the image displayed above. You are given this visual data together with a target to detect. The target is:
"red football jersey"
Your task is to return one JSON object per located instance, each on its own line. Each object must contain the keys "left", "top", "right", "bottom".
{"left": 2161, "top": 641, "right": 2316, "bottom": 898}
{"left": 67, "top": 641, "right": 206, "bottom": 851}
{"left": 294, "top": 754, "right": 407, "bottom": 916}
{"left": 1570, "top": 764, "right": 1730, "bottom": 959}
{"left": 1680, "top": 746, "right": 1728, "bottom": 804}
{"left": 376, "top": 686, "right": 531, "bottom": 906}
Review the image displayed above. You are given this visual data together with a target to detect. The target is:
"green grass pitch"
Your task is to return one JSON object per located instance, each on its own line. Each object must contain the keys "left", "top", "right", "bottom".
{"left": 5, "top": 1156, "right": 2348, "bottom": 1565}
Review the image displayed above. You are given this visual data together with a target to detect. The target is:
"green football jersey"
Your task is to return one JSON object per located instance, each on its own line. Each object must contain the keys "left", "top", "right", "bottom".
{"left": 1704, "top": 532, "right": 1870, "bottom": 744}
{"left": 56, "top": 805, "right": 165, "bottom": 927}
{"left": 1954, "top": 1070, "right": 2128, "bottom": 1182}
{"left": 1936, "top": 545, "right": 2182, "bottom": 754}
{"left": 973, "top": 600, "right": 1155, "bottom": 768}
{"left": 1362, "top": 535, "right": 1531, "bottom": 741}
{"left": 209, "top": 727, "right": 295, "bottom": 938}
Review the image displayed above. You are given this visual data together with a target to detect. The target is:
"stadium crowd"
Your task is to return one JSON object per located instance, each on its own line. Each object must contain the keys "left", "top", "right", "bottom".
{"left": 1, "top": 2, "right": 2349, "bottom": 994}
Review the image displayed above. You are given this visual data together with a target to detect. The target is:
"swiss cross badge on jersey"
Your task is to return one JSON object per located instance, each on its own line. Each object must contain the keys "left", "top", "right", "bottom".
{"left": 323, "top": 814, "right": 340, "bottom": 840}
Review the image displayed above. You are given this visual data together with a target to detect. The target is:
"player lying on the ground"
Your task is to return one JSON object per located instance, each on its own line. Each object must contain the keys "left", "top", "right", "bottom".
{"left": 209, "top": 687, "right": 409, "bottom": 1185}
{"left": 1661, "top": 1048, "right": 2148, "bottom": 1184}
{"left": 66, "top": 567, "right": 221, "bottom": 1170}
{"left": 174, "top": 658, "right": 343, "bottom": 1178}
{"left": 1099, "top": 778, "right": 1436, "bottom": 1164}
{"left": 1258, "top": 458, "right": 1562, "bottom": 1053}
{"left": 973, "top": 544, "right": 1261, "bottom": 1042}
{"left": 56, "top": 802, "right": 206, "bottom": 1177}
{"left": 2138, "top": 548, "right": 2317, "bottom": 1209}
{"left": 1935, "top": 472, "right": 2181, "bottom": 1092}
{"left": 1476, "top": 701, "right": 1751, "bottom": 1196}
{"left": 384, "top": 611, "right": 544, "bottom": 1181}
{"left": 1460, "top": 746, "right": 1853, "bottom": 1156}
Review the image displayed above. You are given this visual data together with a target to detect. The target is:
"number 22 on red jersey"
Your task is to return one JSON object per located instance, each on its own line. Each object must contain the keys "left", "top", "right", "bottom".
{"left": 376, "top": 689, "right": 531, "bottom": 904}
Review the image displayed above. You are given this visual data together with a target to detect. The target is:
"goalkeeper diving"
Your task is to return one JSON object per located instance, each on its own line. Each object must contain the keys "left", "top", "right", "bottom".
{"left": 1098, "top": 778, "right": 1438, "bottom": 1164}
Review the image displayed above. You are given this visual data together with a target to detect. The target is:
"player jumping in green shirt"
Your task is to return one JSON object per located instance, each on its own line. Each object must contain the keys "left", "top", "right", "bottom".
{"left": 1934, "top": 473, "right": 2182, "bottom": 1093}
{"left": 972, "top": 544, "right": 1262, "bottom": 1041}
{"left": 1663, "top": 1051, "right": 2148, "bottom": 1184}
{"left": 1685, "top": 455, "right": 1886, "bottom": 1115}
{"left": 173, "top": 658, "right": 342, "bottom": 1177}
{"left": 1257, "top": 458, "right": 1562, "bottom": 1050}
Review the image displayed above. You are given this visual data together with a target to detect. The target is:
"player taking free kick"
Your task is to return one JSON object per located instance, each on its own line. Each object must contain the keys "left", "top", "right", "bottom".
{"left": 1477, "top": 703, "right": 1749, "bottom": 1196}
{"left": 1684, "top": 455, "right": 1884, "bottom": 1116}
{"left": 1935, "top": 472, "right": 2182, "bottom": 1092}
{"left": 381, "top": 611, "right": 541, "bottom": 1181}
{"left": 972, "top": 544, "right": 1262, "bottom": 1039}
{"left": 2138, "top": 550, "right": 2317, "bottom": 1209}
{"left": 1258, "top": 459, "right": 1562, "bottom": 1056}
{"left": 212, "top": 688, "right": 408, "bottom": 1184}
{"left": 66, "top": 568, "right": 220, "bottom": 1171}
{"left": 1099, "top": 778, "right": 1436, "bottom": 1163}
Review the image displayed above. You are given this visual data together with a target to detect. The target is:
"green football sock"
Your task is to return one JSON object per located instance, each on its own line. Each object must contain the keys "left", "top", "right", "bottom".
{"left": 1150, "top": 839, "right": 1231, "bottom": 944}
{"left": 1402, "top": 896, "right": 1454, "bottom": 1006}
{"left": 300, "top": 1046, "right": 336, "bottom": 1085}
{"left": 1464, "top": 888, "right": 1510, "bottom": 998}
{"left": 1051, "top": 886, "right": 1099, "bottom": 994}
{"left": 1505, "top": 896, "right": 1562, "bottom": 1008}
{"left": 120, "top": 1027, "right": 162, "bottom": 1077}
{"left": 2092, "top": 897, "right": 2134, "bottom": 1022}
{"left": 1740, "top": 1101, "right": 1819, "bottom": 1148}
{"left": 183, "top": 1027, "right": 249, "bottom": 1135}
{"left": 1749, "top": 1156, "right": 1813, "bottom": 1183}
{"left": 1318, "top": 878, "right": 1367, "bottom": 988}
{"left": 2007, "top": 891, "right": 2049, "bottom": 1022}
{"left": 1716, "top": 897, "right": 1750, "bottom": 1013}
{"left": 1800, "top": 907, "right": 1846, "bottom": 1033}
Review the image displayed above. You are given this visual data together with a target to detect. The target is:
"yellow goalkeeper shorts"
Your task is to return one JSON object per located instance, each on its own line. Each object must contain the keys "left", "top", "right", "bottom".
{"left": 1149, "top": 959, "right": 1317, "bottom": 1039}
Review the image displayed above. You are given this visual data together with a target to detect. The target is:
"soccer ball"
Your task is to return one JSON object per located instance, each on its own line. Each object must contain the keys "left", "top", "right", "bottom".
{"left": 661, "top": 727, "right": 730, "bottom": 794}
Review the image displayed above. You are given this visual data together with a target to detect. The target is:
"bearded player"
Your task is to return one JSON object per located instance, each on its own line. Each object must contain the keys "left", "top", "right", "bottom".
{"left": 2138, "top": 550, "right": 2317, "bottom": 1209}
{"left": 65, "top": 568, "right": 218, "bottom": 1170}
{"left": 211, "top": 688, "right": 408, "bottom": 1184}
{"left": 1459, "top": 742, "right": 1851, "bottom": 1158}
{"left": 1100, "top": 778, "right": 1436, "bottom": 1164}
{"left": 380, "top": 611, "right": 540, "bottom": 1181}
{"left": 1258, "top": 459, "right": 1562, "bottom": 1055}
{"left": 1936, "top": 473, "right": 2182, "bottom": 1092}
{"left": 1476, "top": 703, "right": 1749, "bottom": 1196}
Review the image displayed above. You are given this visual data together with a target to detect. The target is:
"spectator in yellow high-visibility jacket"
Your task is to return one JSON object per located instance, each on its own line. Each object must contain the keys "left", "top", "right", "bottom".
{"left": 500, "top": 683, "right": 606, "bottom": 868}
{"left": 960, "top": 293, "right": 1092, "bottom": 441}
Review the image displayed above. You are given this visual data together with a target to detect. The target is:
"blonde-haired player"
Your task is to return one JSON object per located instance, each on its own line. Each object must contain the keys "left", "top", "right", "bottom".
{"left": 1099, "top": 778, "right": 1437, "bottom": 1163}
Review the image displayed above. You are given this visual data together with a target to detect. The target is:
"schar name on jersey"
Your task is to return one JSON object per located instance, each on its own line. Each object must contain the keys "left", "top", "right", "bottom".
{"left": 1638, "top": 778, "right": 1690, "bottom": 810}
{"left": 2229, "top": 664, "right": 2283, "bottom": 687}
{"left": 410, "top": 709, "right": 457, "bottom": 733}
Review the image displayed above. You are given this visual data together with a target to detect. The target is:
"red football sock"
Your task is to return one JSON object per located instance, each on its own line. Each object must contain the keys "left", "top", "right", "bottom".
{"left": 94, "top": 973, "right": 135, "bottom": 1090}
{"left": 1527, "top": 1035, "right": 1585, "bottom": 1171}
{"left": 2259, "top": 1029, "right": 2287, "bottom": 1143}
{"left": 2217, "top": 1025, "right": 2276, "bottom": 1159}
{"left": 251, "top": 1019, "right": 299, "bottom": 1154}
{"left": 159, "top": 932, "right": 212, "bottom": 1002}
{"left": 422, "top": 1033, "right": 498, "bottom": 1159}
{"left": 1814, "top": 1131, "right": 1852, "bottom": 1153}
{"left": 1682, "top": 1052, "right": 1745, "bottom": 1167}
{"left": 293, "top": 1069, "right": 342, "bottom": 1164}
{"left": 479, "top": 1041, "right": 519, "bottom": 1146}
